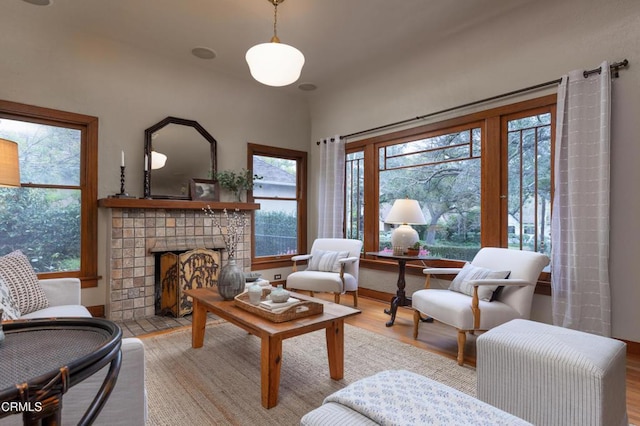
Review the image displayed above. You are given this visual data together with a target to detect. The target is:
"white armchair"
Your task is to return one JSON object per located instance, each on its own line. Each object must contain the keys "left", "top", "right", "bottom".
{"left": 412, "top": 247, "right": 549, "bottom": 365}
{"left": 286, "top": 238, "right": 363, "bottom": 307}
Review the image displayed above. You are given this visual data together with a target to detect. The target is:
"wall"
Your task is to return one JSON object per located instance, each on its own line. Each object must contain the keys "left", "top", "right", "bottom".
{"left": 0, "top": 7, "right": 310, "bottom": 310}
{"left": 308, "top": 0, "right": 640, "bottom": 342}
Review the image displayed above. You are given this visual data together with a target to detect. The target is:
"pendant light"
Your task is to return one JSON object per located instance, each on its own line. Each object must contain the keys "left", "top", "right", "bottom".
{"left": 246, "top": 0, "right": 305, "bottom": 87}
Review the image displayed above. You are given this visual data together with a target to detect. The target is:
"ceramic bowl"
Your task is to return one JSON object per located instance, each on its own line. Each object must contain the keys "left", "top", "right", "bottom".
{"left": 244, "top": 272, "right": 262, "bottom": 282}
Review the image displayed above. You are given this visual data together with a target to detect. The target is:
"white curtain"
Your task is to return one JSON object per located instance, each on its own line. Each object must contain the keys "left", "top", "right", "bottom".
{"left": 551, "top": 61, "right": 611, "bottom": 336}
{"left": 317, "top": 135, "right": 345, "bottom": 238}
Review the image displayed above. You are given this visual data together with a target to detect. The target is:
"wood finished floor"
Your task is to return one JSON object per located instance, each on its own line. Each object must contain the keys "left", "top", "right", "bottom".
{"left": 118, "top": 294, "right": 639, "bottom": 424}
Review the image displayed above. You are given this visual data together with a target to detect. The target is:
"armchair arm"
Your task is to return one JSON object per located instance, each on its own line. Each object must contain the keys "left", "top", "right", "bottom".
{"left": 38, "top": 277, "right": 81, "bottom": 306}
{"left": 291, "top": 254, "right": 312, "bottom": 262}
{"left": 422, "top": 267, "right": 463, "bottom": 275}
{"left": 468, "top": 278, "right": 532, "bottom": 287}
{"left": 338, "top": 256, "right": 359, "bottom": 265}
{"left": 422, "top": 267, "right": 463, "bottom": 289}
{"left": 468, "top": 279, "right": 532, "bottom": 329}
{"left": 291, "top": 254, "right": 312, "bottom": 272}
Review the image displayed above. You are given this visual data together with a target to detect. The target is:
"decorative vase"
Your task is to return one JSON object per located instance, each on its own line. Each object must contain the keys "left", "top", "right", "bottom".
{"left": 270, "top": 285, "right": 290, "bottom": 303}
{"left": 218, "top": 259, "right": 245, "bottom": 300}
{"left": 248, "top": 282, "right": 263, "bottom": 305}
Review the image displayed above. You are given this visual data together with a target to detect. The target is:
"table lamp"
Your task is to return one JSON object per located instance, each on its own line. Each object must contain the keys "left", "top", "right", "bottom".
{"left": 385, "top": 199, "right": 426, "bottom": 254}
{"left": 0, "top": 138, "right": 20, "bottom": 187}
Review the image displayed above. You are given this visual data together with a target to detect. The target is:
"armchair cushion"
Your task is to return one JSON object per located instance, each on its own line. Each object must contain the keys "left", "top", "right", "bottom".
{"left": 308, "top": 250, "right": 350, "bottom": 273}
{"left": 0, "top": 250, "right": 49, "bottom": 315}
{"left": 0, "top": 276, "right": 21, "bottom": 320}
{"left": 448, "top": 262, "right": 510, "bottom": 301}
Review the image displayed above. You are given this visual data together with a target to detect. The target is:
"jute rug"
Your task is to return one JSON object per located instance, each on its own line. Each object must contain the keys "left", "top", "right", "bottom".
{"left": 142, "top": 321, "right": 476, "bottom": 425}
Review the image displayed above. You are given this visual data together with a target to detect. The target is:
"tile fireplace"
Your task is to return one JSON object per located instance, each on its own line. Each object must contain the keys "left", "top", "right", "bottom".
{"left": 100, "top": 199, "right": 257, "bottom": 321}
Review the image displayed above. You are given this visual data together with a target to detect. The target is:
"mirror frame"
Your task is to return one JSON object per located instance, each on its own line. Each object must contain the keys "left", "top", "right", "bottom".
{"left": 143, "top": 116, "right": 217, "bottom": 199}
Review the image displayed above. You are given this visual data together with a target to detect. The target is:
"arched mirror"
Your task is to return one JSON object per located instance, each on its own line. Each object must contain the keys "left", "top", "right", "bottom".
{"left": 143, "top": 117, "right": 217, "bottom": 199}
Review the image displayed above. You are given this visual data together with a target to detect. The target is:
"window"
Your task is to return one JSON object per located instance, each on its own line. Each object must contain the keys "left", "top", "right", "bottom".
{"left": 0, "top": 100, "right": 98, "bottom": 286}
{"left": 248, "top": 143, "right": 307, "bottom": 268}
{"left": 346, "top": 95, "right": 555, "bottom": 263}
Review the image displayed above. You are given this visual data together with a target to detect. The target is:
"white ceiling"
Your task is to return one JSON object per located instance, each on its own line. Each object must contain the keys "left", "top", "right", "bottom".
{"left": 9, "top": 0, "right": 534, "bottom": 95}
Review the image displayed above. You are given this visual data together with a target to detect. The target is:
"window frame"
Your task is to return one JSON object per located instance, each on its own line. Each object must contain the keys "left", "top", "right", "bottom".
{"left": 248, "top": 143, "right": 307, "bottom": 269}
{"left": 0, "top": 99, "right": 99, "bottom": 287}
{"left": 348, "top": 95, "right": 555, "bottom": 292}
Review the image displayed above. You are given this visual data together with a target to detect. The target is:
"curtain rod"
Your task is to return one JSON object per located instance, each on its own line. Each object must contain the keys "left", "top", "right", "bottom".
{"left": 316, "top": 59, "right": 629, "bottom": 145}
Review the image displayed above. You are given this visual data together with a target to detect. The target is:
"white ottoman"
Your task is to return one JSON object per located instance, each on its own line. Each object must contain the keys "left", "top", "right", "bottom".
{"left": 301, "top": 370, "right": 531, "bottom": 426}
{"left": 477, "top": 319, "right": 628, "bottom": 426}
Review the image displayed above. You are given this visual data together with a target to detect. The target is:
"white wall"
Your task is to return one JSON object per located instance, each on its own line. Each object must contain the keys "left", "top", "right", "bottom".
{"left": 308, "top": 0, "right": 640, "bottom": 342}
{"left": 0, "top": 9, "right": 310, "bottom": 308}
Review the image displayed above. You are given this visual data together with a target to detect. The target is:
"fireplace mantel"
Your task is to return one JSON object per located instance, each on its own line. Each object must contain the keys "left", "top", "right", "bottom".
{"left": 98, "top": 198, "right": 260, "bottom": 211}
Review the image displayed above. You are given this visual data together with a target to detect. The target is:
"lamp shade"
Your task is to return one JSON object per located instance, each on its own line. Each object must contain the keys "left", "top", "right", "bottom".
{"left": 246, "top": 42, "right": 305, "bottom": 87}
{"left": 0, "top": 138, "right": 20, "bottom": 187}
{"left": 384, "top": 199, "right": 427, "bottom": 225}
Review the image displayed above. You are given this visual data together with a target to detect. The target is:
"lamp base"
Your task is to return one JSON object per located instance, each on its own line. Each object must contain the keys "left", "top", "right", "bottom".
{"left": 391, "top": 225, "right": 419, "bottom": 254}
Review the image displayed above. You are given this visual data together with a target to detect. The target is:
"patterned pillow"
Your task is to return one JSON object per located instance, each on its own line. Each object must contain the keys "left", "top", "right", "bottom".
{"left": 448, "top": 262, "right": 510, "bottom": 301}
{"left": 0, "top": 275, "right": 21, "bottom": 320}
{"left": 307, "top": 250, "right": 350, "bottom": 273}
{"left": 0, "top": 250, "right": 49, "bottom": 315}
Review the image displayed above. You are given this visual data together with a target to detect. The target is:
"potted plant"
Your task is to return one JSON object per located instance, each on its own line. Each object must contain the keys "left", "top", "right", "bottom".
{"left": 214, "top": 169, "right": 263, "bottom": 202}
{"left": 406, "top": 241, "right": 421, "bottom": 256}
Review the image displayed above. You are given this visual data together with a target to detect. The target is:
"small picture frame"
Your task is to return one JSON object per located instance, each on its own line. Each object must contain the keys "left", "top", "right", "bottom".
{"left": 189, "top": 179, "right": 219, "bottom": 201}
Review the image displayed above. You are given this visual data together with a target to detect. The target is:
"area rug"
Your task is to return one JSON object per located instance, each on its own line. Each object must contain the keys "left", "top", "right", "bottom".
{"left": 142, "top": 321, "right": 476, "bottom": 425}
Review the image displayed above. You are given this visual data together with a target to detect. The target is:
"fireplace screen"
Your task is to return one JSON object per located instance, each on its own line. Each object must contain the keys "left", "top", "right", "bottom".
{"left": 159, "top": 248, "right": 221, "bottom": 316}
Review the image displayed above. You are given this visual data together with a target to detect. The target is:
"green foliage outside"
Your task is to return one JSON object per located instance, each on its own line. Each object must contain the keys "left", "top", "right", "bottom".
{"left": 0, "top": 188, "right": 81, "bottom": 273}
{"left": 254, "top": 210, "right": 297, "bottom": 256}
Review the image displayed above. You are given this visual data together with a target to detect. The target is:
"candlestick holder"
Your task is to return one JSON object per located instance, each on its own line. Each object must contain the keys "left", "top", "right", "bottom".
{"left": 111, "top": 166, "right": 134, "bottom": 198}
{"left": 143, "top": 170, "right": 151, "bottom": 199}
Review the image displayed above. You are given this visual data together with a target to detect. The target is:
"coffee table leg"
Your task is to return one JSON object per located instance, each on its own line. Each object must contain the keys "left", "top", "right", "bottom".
{"left": 325, "top": 319, "right": 345, "bottom": 380}
{"left": 261, "top": 335, "right": 283, "bottom": 408}
{"left": 191, "top": 299, "right": 207, "bottom": 348}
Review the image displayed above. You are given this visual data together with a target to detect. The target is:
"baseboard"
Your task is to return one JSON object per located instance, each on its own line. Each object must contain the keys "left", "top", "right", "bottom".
{"left": 87, "top": 305, "right": 105, "bottom": 318}
{"left": 623, "top": 339, "right": 640, "bottom": 355}
{"left": 359, "top": 287, "right": 394, "bottom": 303}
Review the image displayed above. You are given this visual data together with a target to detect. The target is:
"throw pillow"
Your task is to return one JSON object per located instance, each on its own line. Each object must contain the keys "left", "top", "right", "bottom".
{"left": 0, "top": 250, "right": 49, "bottom": 315}
{"left": 307, "top": 250, "right": 350, "bottom": 273}
{"left": 448, "top": 262, "right": 510, "bottom": 301}
{"left": 0, "top": 275, "right": 21, "bottom": 320}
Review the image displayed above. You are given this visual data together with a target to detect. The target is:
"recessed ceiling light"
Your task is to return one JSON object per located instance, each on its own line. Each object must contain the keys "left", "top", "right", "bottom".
{"left": 191, "top": 47, "right": 216, "bottom": 60}
{"left": 22, "top": 0, "right": 52, "bottom": 5}
{"left": 298, "top": 83, "right": 317, "bottom": 91}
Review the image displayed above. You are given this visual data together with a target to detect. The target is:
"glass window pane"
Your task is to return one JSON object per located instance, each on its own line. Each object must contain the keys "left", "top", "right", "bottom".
{"left": 252, "top": 155, "right": 296, "bottom": 198}
{"left": 379, "top": 157, "right": 481, "bottom": 262}
{"left": 0, "top": 187, "right": 81, "bottom": 273}
{"left": 254, "top": 200, "right": 298, "bottom": 257}
{"left": 506, "top": 113, "right": 551, "bottom": 255}
{"left": 346, "top": 151, "right": 365, "bottom": 241}
{"left": 0, "top": 118, "right": 81, "bottom": 186}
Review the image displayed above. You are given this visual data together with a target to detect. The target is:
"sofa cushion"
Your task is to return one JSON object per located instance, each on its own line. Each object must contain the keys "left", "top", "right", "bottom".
{"left": 448, "top": 262, "right": 510, "bottom": 301}
{"left": 0, "top": 275, "right": 21, "bottom": 320}
{"left": 308, "top": 250, "right": 349, "bottom": 273}
{"left": 0, "top": 250, "right": 49, "bottom": 315}
{"left": 20, "top": 304, "right": 91, "bottom": 319}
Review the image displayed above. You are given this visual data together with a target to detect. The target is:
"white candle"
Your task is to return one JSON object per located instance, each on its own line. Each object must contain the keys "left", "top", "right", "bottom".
{"left": 144, "top": 154, "right": 148, "bottom": 171}
{"left": 121, "top": 150, "right": 125, "bottom": 167}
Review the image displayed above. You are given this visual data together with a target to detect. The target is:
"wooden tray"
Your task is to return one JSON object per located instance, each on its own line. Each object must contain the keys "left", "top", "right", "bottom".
{"left": 234, "top": 288, "right": 324, "bottom": 323}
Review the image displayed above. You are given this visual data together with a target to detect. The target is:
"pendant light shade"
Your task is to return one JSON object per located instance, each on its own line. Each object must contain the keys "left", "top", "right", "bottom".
{"left": 246, "top": 0, "right": 304, "bottom": 87}
{"left": 246, "top": 42, "right": 304, "bottom": 87}
{"left": 0, "top": 138, "right": 20, "bottom": 187}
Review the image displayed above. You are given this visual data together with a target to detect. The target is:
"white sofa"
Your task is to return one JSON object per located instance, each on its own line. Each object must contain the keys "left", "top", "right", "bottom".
{"left": 5, "top": 278, "right": 147, "bottom": 426}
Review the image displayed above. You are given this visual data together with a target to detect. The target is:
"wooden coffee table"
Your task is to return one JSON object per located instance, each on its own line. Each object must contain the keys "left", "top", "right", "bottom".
{"left": 184, "top": 287, "right": 360, "bottom": 408}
